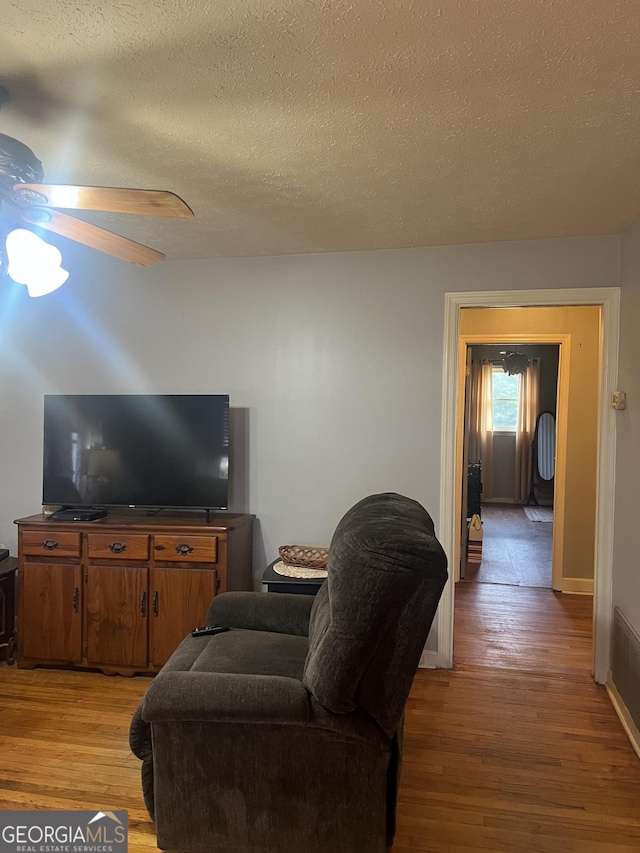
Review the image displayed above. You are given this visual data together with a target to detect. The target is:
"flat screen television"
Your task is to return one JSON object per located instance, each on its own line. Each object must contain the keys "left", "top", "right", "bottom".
{"left": 43, "top": 394, "right": 230, "bottom": 511}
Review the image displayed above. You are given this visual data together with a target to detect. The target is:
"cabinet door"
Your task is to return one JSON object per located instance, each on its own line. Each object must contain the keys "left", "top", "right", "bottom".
{"left": 150, "top": 569, "right": 216, "bottom": 668}
{"left": 21, "top": 563, "right": 83, "bottom": 662}
{"left": 86, "top": 565, "right": 148, "bottom": 668}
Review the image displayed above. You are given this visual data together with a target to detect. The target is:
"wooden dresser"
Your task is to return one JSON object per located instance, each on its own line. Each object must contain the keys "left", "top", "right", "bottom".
{"left": 15, "top": 511, "right": 254, "bottom": 675}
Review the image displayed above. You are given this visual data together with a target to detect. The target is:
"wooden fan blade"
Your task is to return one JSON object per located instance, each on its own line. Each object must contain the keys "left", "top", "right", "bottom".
{"left": 21, "top": 208, "right": 165, "bottom": 266}
{"left": 14, "top": 184, "right": 194, "bottom": 218}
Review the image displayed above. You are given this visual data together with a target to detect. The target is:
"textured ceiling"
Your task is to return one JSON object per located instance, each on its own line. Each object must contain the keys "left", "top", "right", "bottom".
{"left": 1, "top": 0, "right": 639, "bottom": 261}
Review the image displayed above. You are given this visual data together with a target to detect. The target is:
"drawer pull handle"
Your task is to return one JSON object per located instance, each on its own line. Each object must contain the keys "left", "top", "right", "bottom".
{"left": 109, "top": 542, "right": 127, "bottom": 553}
{"left": 72, "top": 587, "right": 79, "bottom": 613}
{"left": 175, "top": 543, "right": 194, "bottom": 555}
{"left": 153, "top": 590, "right": 159, "bottom": 617}
{"left": 140, "top": 590, "right": 148, "bottom": 617}
{"left": 42, "top": 540, "right": 58, "bottom": 551}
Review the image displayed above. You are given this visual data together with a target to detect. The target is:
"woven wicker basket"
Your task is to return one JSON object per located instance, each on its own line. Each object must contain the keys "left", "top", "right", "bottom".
{"left": 278, "top": 545, "right": 329, "bottom": 569}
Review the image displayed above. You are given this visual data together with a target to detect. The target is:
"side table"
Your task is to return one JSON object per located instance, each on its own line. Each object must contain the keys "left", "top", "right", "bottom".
{"left": 0, "top": 557, "right": 18, "bottom": 665}
{"left": 262, "top": 559, "right": 325, "bottom": 596}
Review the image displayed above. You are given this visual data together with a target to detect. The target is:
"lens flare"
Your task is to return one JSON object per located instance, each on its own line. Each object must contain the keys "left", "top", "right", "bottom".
{"left": 5, "top": 228, "right": 69, "bottom": 297}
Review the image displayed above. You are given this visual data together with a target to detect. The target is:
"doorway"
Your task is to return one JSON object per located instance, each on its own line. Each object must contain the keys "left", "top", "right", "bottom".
{"left": 436, "top": 288, "right": 620, "bottom": 685}
{"left": 462, "top": 343, "right": 559, "bottom": 589}
{"left": 456, "top": 324, "right": 578, "bottom": 594}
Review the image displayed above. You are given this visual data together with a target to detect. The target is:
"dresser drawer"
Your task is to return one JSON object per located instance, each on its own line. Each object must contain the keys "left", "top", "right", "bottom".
{"left": 22, "top": 531, "right": 81, "bottom": 558}
{"left": 153, "top": 535, "right": 217, "bottom": 563}
{"left": 87, "top": 533, "right": 150, "bottom": 560}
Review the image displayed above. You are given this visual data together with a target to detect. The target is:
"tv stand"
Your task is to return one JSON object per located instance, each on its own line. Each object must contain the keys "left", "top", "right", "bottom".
{"left": 14, "top": 509, "right": 254, "bottom": 675}
{"left": 51, "top": 507, "right": 108, "bottom": 522}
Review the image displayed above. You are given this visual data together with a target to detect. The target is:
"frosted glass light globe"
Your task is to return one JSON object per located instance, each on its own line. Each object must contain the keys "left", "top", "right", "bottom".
{"left": 5, "top": 228, "right": 69, "bottom": 297}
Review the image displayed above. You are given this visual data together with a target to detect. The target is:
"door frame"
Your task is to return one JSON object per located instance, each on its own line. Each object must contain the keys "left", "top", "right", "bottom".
{"left": 455, "top": 333, "right": 570, "bottom": 591}
{"left": 436, "top": 287, "right": 620, "bottom": 684}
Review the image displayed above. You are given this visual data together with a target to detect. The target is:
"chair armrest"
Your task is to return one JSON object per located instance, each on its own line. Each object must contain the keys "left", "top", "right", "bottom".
{"left": 141, "top": 671, "right": 311, "bottom": 724}
{"left": 206, "top": 591, "right": 314, "bottom": 636}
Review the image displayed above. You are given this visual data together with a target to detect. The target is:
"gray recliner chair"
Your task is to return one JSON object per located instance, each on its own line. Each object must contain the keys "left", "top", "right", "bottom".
{"left": 129, "top": 492, "right": 448, "bottom": 853}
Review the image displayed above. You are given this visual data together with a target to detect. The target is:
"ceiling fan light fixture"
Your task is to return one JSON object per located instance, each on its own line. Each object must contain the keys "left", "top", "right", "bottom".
{"left": 5, "top": 228, "right": 69, "bottom": 297}
{"left": 0, "top": 132, "right": 192, "bottom": 268}
{"left": 502, "top": 351, "right": 531, "bottom": 375}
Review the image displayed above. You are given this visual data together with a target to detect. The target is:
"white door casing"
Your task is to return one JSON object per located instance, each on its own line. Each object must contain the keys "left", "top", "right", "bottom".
{"left": 436, "top": 288, "right": 620, "bottom": 684}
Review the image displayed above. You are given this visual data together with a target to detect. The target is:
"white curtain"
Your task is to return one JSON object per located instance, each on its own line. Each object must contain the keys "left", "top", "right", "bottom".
{"left": 468, "top": 360, "right": 494, "bottom": 500}
{"left": 515, "top": 359, "right": 540, "bottom": 503}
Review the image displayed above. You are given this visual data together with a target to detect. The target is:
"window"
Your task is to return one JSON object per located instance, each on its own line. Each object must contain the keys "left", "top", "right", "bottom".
{"left": 492, "top": 369, "right": 520, "bottom": 431}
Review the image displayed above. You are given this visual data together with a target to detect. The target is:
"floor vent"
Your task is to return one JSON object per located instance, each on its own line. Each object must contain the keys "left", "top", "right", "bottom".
{"left": 612, "top": 607, "right": 640, "bottom": 731}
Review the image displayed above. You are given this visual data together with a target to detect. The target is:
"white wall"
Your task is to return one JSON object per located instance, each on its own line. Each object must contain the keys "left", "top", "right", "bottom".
{"left": 615, "top": 221, "right": 640, "bottom": 634}
{"left": 0, "top": 236, "right": 618, "bottom": 650}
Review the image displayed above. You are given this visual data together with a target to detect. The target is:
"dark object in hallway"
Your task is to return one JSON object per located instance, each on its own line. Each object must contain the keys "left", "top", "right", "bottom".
{"left": 467, "top": 461, "right": 482, "bottom": 518}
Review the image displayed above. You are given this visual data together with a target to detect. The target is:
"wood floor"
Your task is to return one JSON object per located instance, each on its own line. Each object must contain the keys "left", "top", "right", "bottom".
{"left": 395, "top": 583, "right": 640, "bottom": 852}
{"left": 1, "top": 583, "right": 638, "bottom": 852}
{"left": 465, "top": 503, "right": 553, "bottom": 587}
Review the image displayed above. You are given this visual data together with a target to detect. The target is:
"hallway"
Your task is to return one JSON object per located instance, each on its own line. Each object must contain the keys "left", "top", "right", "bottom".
{"left": 453, "top": 580, "right": 591, "bottom": 676}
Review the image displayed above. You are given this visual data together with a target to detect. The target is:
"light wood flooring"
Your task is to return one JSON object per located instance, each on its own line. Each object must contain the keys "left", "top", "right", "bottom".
{"left": 465, "top": 503, "right": 553, "bottom": 587}
{"left": 1, "top": 583, "right": 638, "bottom": 852}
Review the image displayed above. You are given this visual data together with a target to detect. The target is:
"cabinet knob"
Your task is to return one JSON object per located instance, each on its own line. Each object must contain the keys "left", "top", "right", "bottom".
{"left": 109, "top": 542, "right": 127, "bottom": 554}
{"left": 175, "top": 543, "right": 194, "bottom": 555}
{"left": 42, "top": 539, "right": 58, "bottom": 551}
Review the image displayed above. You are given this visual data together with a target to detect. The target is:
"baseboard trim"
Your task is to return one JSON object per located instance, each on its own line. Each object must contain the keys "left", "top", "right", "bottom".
{"left": 418, "top": 649, "right": 439, "bottom": 669}
{"left": 606, "top": 677, "right": 640, "bottom": 760}
{"left": 560, "top": 577, "right": 594, "bottom": 595}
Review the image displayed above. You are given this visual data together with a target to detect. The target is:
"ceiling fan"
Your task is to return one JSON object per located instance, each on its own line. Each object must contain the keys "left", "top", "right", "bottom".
{"left": 0, "top": 132, "right": 193, "bottom": 267}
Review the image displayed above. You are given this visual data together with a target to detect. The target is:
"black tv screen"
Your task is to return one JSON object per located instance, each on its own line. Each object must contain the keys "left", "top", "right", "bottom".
{"left": 43, "top": 394, "right": 230, "bottom": 510}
